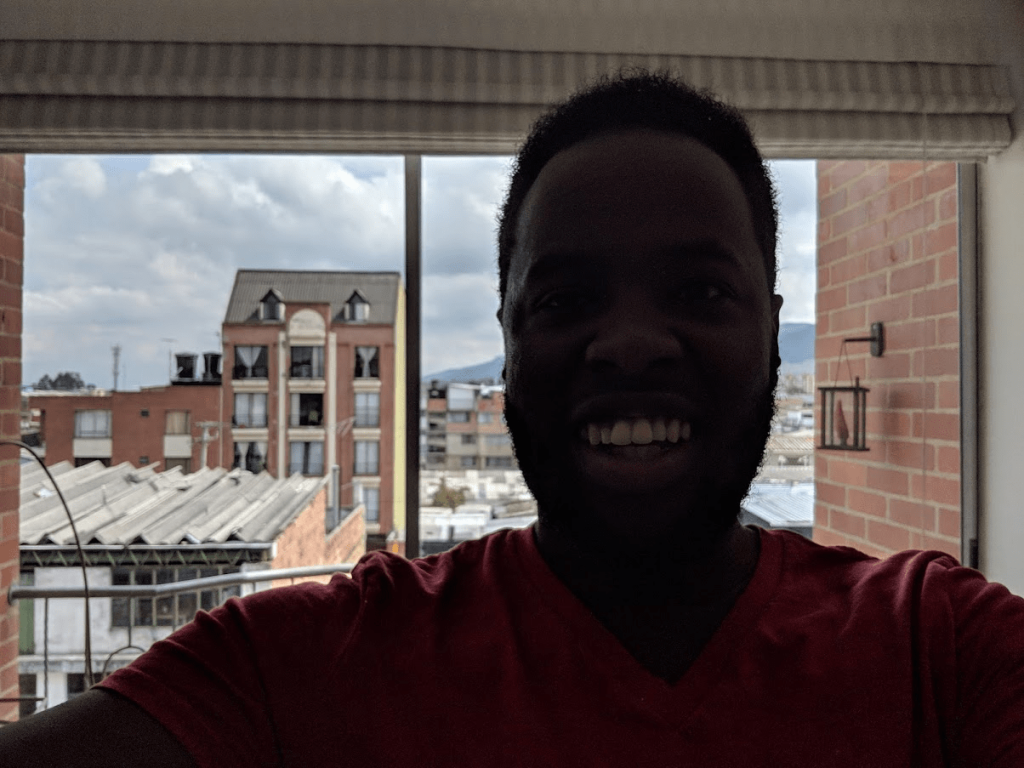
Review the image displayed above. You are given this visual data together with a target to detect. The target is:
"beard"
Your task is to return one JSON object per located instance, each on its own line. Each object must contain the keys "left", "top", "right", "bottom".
{"left": 504, "top": 346, "right": 780, "bottom": 565}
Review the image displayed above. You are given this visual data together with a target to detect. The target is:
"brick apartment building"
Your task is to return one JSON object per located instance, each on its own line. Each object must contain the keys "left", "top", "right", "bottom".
{"left": 422, "top": 382, "right": 516, "bottom": 471}
{"left": 28, "top": 269, "right": 406, "bottom": 550}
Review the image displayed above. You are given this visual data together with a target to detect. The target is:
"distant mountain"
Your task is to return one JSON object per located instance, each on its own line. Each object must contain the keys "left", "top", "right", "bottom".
{"left": 425, "top": 323, "right": 816, "bottom": 383}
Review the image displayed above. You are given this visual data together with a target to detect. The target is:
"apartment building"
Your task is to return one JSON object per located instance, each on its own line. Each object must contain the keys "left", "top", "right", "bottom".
{"left": 422, "top": 381, "right": 515, "bottom": 471}
{"left": 222, "top": 270, "right": 406, "bottom": 547}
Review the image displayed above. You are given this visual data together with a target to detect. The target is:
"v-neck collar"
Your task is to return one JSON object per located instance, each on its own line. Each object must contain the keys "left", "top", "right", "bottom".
{"left": 513, "top": 525, "right": 784, "bottom": 727}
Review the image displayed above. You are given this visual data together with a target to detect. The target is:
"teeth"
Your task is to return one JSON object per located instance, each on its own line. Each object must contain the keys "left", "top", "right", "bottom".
{"left": 652, "top": 418, "right": 667, "bottom": 441}
{"left": 582, "top": 417, "right": 691, "bottom": 446}
{"left": 631, "top": 418, "right": 653, "bottom": 445}
{"left": 610, "top": 421, "right": 632, "bottom": 446}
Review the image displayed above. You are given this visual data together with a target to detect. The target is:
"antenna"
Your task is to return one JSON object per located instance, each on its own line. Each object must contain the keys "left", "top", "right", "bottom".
{"left": 112, "top": 344, "right": 121, "bottom": 391}
{"left": 160, "top": 338, "right": 177, "bottom": 380}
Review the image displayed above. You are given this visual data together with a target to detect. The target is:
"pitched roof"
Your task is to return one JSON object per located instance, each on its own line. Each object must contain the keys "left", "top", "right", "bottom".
{"left": 19, "top": 460, "right": 327, "bottom": 547}
{"left": 223, "top": 270, "right": 401, "bottom": 325}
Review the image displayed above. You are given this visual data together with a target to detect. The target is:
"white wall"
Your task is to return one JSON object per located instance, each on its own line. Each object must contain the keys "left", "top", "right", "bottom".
{"left": 980, "top": 133, "right": 1024, "bottom": 595}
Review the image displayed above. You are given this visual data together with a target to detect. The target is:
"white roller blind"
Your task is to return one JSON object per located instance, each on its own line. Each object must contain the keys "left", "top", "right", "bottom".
{"left": 0, "top": 40, "right": 1013, "bottom": 158}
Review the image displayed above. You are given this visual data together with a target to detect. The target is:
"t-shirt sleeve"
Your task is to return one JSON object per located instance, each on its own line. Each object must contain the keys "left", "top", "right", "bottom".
{"left": 96, "top": 572, "right": 365, "bottom": 768}
{"left": 943, "top": 564, "right": 1024, "bottom": 766}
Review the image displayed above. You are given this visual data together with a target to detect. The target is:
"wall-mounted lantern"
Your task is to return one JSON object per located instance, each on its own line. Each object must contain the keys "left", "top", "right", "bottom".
{"left": 817, "top": 322, "right": 883, "bottom": 452}
{"left": 819, "top": 377, "right": 869, "bottom": 451}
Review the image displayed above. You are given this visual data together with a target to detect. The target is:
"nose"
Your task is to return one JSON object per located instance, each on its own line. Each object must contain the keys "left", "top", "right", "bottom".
{"left": 584, "top": 300, "right": 683, "bottom": 376}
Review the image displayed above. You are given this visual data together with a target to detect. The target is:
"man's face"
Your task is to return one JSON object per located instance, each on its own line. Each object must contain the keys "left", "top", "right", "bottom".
{"left": 501, "top": 129, "right": 782, "bottom": 560}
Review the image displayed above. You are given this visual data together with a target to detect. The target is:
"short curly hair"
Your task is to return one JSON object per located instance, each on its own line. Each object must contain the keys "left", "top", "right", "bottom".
{"left": 496, "top": 71, "right": 778, "bottom": 314}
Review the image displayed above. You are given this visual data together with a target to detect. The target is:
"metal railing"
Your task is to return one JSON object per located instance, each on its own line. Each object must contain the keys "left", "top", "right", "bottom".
{"left": 7, "top": 563, "right": 355, "bottom": 717}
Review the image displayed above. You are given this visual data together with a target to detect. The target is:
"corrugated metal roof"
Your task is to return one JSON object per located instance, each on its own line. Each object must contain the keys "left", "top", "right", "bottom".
{"left": 19, "top": 461, "right": 327, "bottom": 547}
{"left": 742, "top": 483, "right": 815, "bottom": 528}
{"left": 223, "top": 270, "right": 401, "bottom": 326}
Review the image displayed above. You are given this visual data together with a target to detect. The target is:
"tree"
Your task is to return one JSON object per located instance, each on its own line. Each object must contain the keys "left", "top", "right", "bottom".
{"left": 33, "top": 372, "right": 88, "bottom": 391}
{"left": 431, "top": 477, "right": 467, "bottom": 512}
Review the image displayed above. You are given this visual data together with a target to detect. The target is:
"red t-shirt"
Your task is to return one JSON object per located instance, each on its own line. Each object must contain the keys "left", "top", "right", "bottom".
{"left": 99, "top": 527, "right": 1024, "bottom": 767}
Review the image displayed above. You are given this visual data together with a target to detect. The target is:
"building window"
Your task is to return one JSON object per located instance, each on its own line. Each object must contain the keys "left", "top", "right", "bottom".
{"left": 66, "top": 673, "right": 87, "bottom": 701}
{"left": 478, "top": 412, "right": 495, "bottom": 424}
{"left": 290, "top": 346, "right": 324, "bottom": 378}
{"left": 112, "top": 566, "right": 241, "bottom": 629}
{"left": 260, "top": 290, "right": 283, "bottom": 321}
{"left": 485, "top": 457, "right": 514, "bottom": 468}
{"left": 165, "top": 457, "right": 191, "bottom": 473}
{"left": 74, "top": 410, "right": 111, "bottom": 438}
{"left": 461, "top": 456, "right": 477, "bottom": 468}
{"left": 74, "top": 457, "right": 111, "bottom": 468}
{"left": 289, "top": 441, "right": 324, "bottom": 475}
{"left": 165, "top": 410, "right": 189, "bottom": 435}
{"left": 448, "top": 412, "right": 471, "bottom": 423}
{"left": 233, "top": 441, "right": 267, "bottom": 473}
{"left": 484, "top": 434, "right": 511, "bottom": 447}
{"left": 355, "top": 392, "right": 380, "bottom": 427}
{"left": 140, "top": 409, "right": 149, "bottom": 418}
{"left": 139, "top": 456, "right": 149, "bottom": 465}
{"left": 233, "top": 345, "right": 269, "bottom": 379}
{"left": 289, "top": 393, "right": 324, "bottom": 427}
{"left": 355, "top": 440, "right": 379, "bottom": 475}
{"left": 461, "top": 434, "right": 477, "bottom": 445}
{"left": 364, "top": 487, "right": 380, "bottom": 523}
{"left": 343, "top": 291, "right": 371, "bottom": 321}
{"left": 355, "top": 346, "right": 379, "bottom": 378}
{"left": 233, "top": 393, "right": 268, "bottom": 428}
{"left": 19, "top": 674, "right": 37, "bottom": 719}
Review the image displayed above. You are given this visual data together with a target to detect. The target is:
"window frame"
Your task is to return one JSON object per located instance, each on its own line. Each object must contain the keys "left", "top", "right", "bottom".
{"left": 74, "top": 409, "right": 111, "bottom": 438}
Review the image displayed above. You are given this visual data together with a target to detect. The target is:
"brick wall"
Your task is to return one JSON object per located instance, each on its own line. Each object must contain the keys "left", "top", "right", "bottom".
{"left": 0, "top": 155, "right": 24, "bottom": 720}
{"left": 270, "top": 486, "right": 366, "bottom": 586}
{"left": 815, "top": 160, "right": 960, "bottom": 559}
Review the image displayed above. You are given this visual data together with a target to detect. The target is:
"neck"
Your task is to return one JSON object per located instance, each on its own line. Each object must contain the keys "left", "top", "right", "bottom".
{"left": 535, "top": 517, "right": 760, "bottom": 608}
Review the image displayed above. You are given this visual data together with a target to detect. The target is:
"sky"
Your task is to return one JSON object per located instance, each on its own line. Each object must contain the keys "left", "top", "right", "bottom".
{"left": 23, "top": 155, "right": 816, "bottom": 390}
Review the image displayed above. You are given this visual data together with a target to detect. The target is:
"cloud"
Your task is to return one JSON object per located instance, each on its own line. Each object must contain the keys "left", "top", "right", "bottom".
{"left": 23, "top": 154, "right": 818, "bottom": 388}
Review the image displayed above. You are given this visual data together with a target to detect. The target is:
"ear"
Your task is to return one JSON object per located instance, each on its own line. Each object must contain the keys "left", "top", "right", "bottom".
{"left": 771, "top": 293, "right": 783, "bottom": 333}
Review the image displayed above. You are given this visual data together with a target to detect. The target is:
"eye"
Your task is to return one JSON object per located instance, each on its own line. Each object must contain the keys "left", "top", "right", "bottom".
{"left": 534, "top": 288, "right": 589, "bottom": 314}
{"left": 676, "top": 281, "right": 728, "bottom": 303}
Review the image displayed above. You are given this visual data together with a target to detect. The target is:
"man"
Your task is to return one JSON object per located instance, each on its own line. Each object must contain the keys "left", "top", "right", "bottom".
{"left": 3, "top": 72, "right": 1024, "bottom": 767}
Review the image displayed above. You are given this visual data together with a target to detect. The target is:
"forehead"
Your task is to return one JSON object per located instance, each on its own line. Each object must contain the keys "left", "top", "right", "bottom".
{"left": 509, "top": 129, "right": 763, "bottom": 291}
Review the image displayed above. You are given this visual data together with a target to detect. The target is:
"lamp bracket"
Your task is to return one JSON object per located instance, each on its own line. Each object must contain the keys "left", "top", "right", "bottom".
{"left": 843, "top": 321, "right": 885, "bottom": 357}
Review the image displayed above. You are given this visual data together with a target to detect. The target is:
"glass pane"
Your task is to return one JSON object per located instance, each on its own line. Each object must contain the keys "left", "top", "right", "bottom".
{"left": 177, "top": 592, "right": 197, "bottom": 625}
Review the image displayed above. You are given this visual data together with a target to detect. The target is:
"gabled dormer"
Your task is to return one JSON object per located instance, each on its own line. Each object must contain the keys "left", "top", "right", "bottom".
{"left": 341, "top": 290, "right": 370, "bottom": 322}
{"left": 259, "top": 289, "right": 284, "bottom": 322}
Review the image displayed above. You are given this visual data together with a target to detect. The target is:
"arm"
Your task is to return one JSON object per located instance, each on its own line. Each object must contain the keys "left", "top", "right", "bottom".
{"left": 0, "top": 688, "right": 196, "bottom": 768}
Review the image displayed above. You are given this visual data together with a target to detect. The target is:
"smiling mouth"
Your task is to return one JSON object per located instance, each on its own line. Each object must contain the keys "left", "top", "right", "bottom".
{"left": 578, "top": 417, "right": 692, "bottom": 446}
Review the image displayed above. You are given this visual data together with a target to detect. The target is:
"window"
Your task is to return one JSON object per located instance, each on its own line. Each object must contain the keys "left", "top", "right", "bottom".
{"left": 233, "top": 441, "right": 267, "bottom": 473}
{"left": 364, "top": 487, "right": 380, "bottom": 523}
{"left": 461, "top": 434, "right": 477, "bottom": 445}
{"left": 355, "top": 346, "right": 379, "bottom": 378}
{"left": 112, "top": 566, "right": 241, "bottom": 629}
{"left": 461, "top": 456, "right": 477, "bottom": 468}
{"left": 74, "top": 410, "right": 111, "bottom": 438}
{"left": 355, "top": 392, "right": 380, "bottom": 427}
{"left": 260, "top": 290, "right": 282, "bottom": 321}
{"left": 234, "top": 393, "right": 268, "bottom": 428}
{"left": 165, "top": 457, "right": 191, "bottom": 473}
{"left": 66, "top": 673, "right": 87, "bottom": 701}
{"left": 290, "top": 345, "right": 324, "bottom": 378}
{"left": 165, "top": 410, "right": 189, "bottom": 435}
{"left": 289, "top": 441, "right": 324, "bottom": 475}
{"left": 484, "top": 434, "right": 511, "bottom": 447}
{"left": 74, "top": 457, "right": 111, "bottom": 468}
{"left": 343, "top": 291, "right": 370, "bottom": 321}
{"left": 485, "top": 457, "right": 514, "bottom": 468}
{"left": 290, "top": 393, "right": 324, "bottom": 427}
{"left": 139, "top": 456, "right": 149, "bottom": 465}
{"left": 233, "top": 345, "right": 269, "bottom": 379}
{"left": 355, "top": 441, "right": 379, "bottom": 475}
{"left": 140, "top": 409, "right": 149, "bottom": 418}
{"left": 448, "top": 412, "right": 471, "bottom": 423}
{"left": 478, "top": 412, "right": 495, "bottom": 424}
{"left": 19, "top": 673, "right": 37, "bottom": 719}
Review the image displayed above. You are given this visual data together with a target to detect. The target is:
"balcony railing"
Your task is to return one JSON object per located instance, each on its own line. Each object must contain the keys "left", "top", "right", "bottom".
{"left": 6, "top": 563, "right": 354, "bottom": 717}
